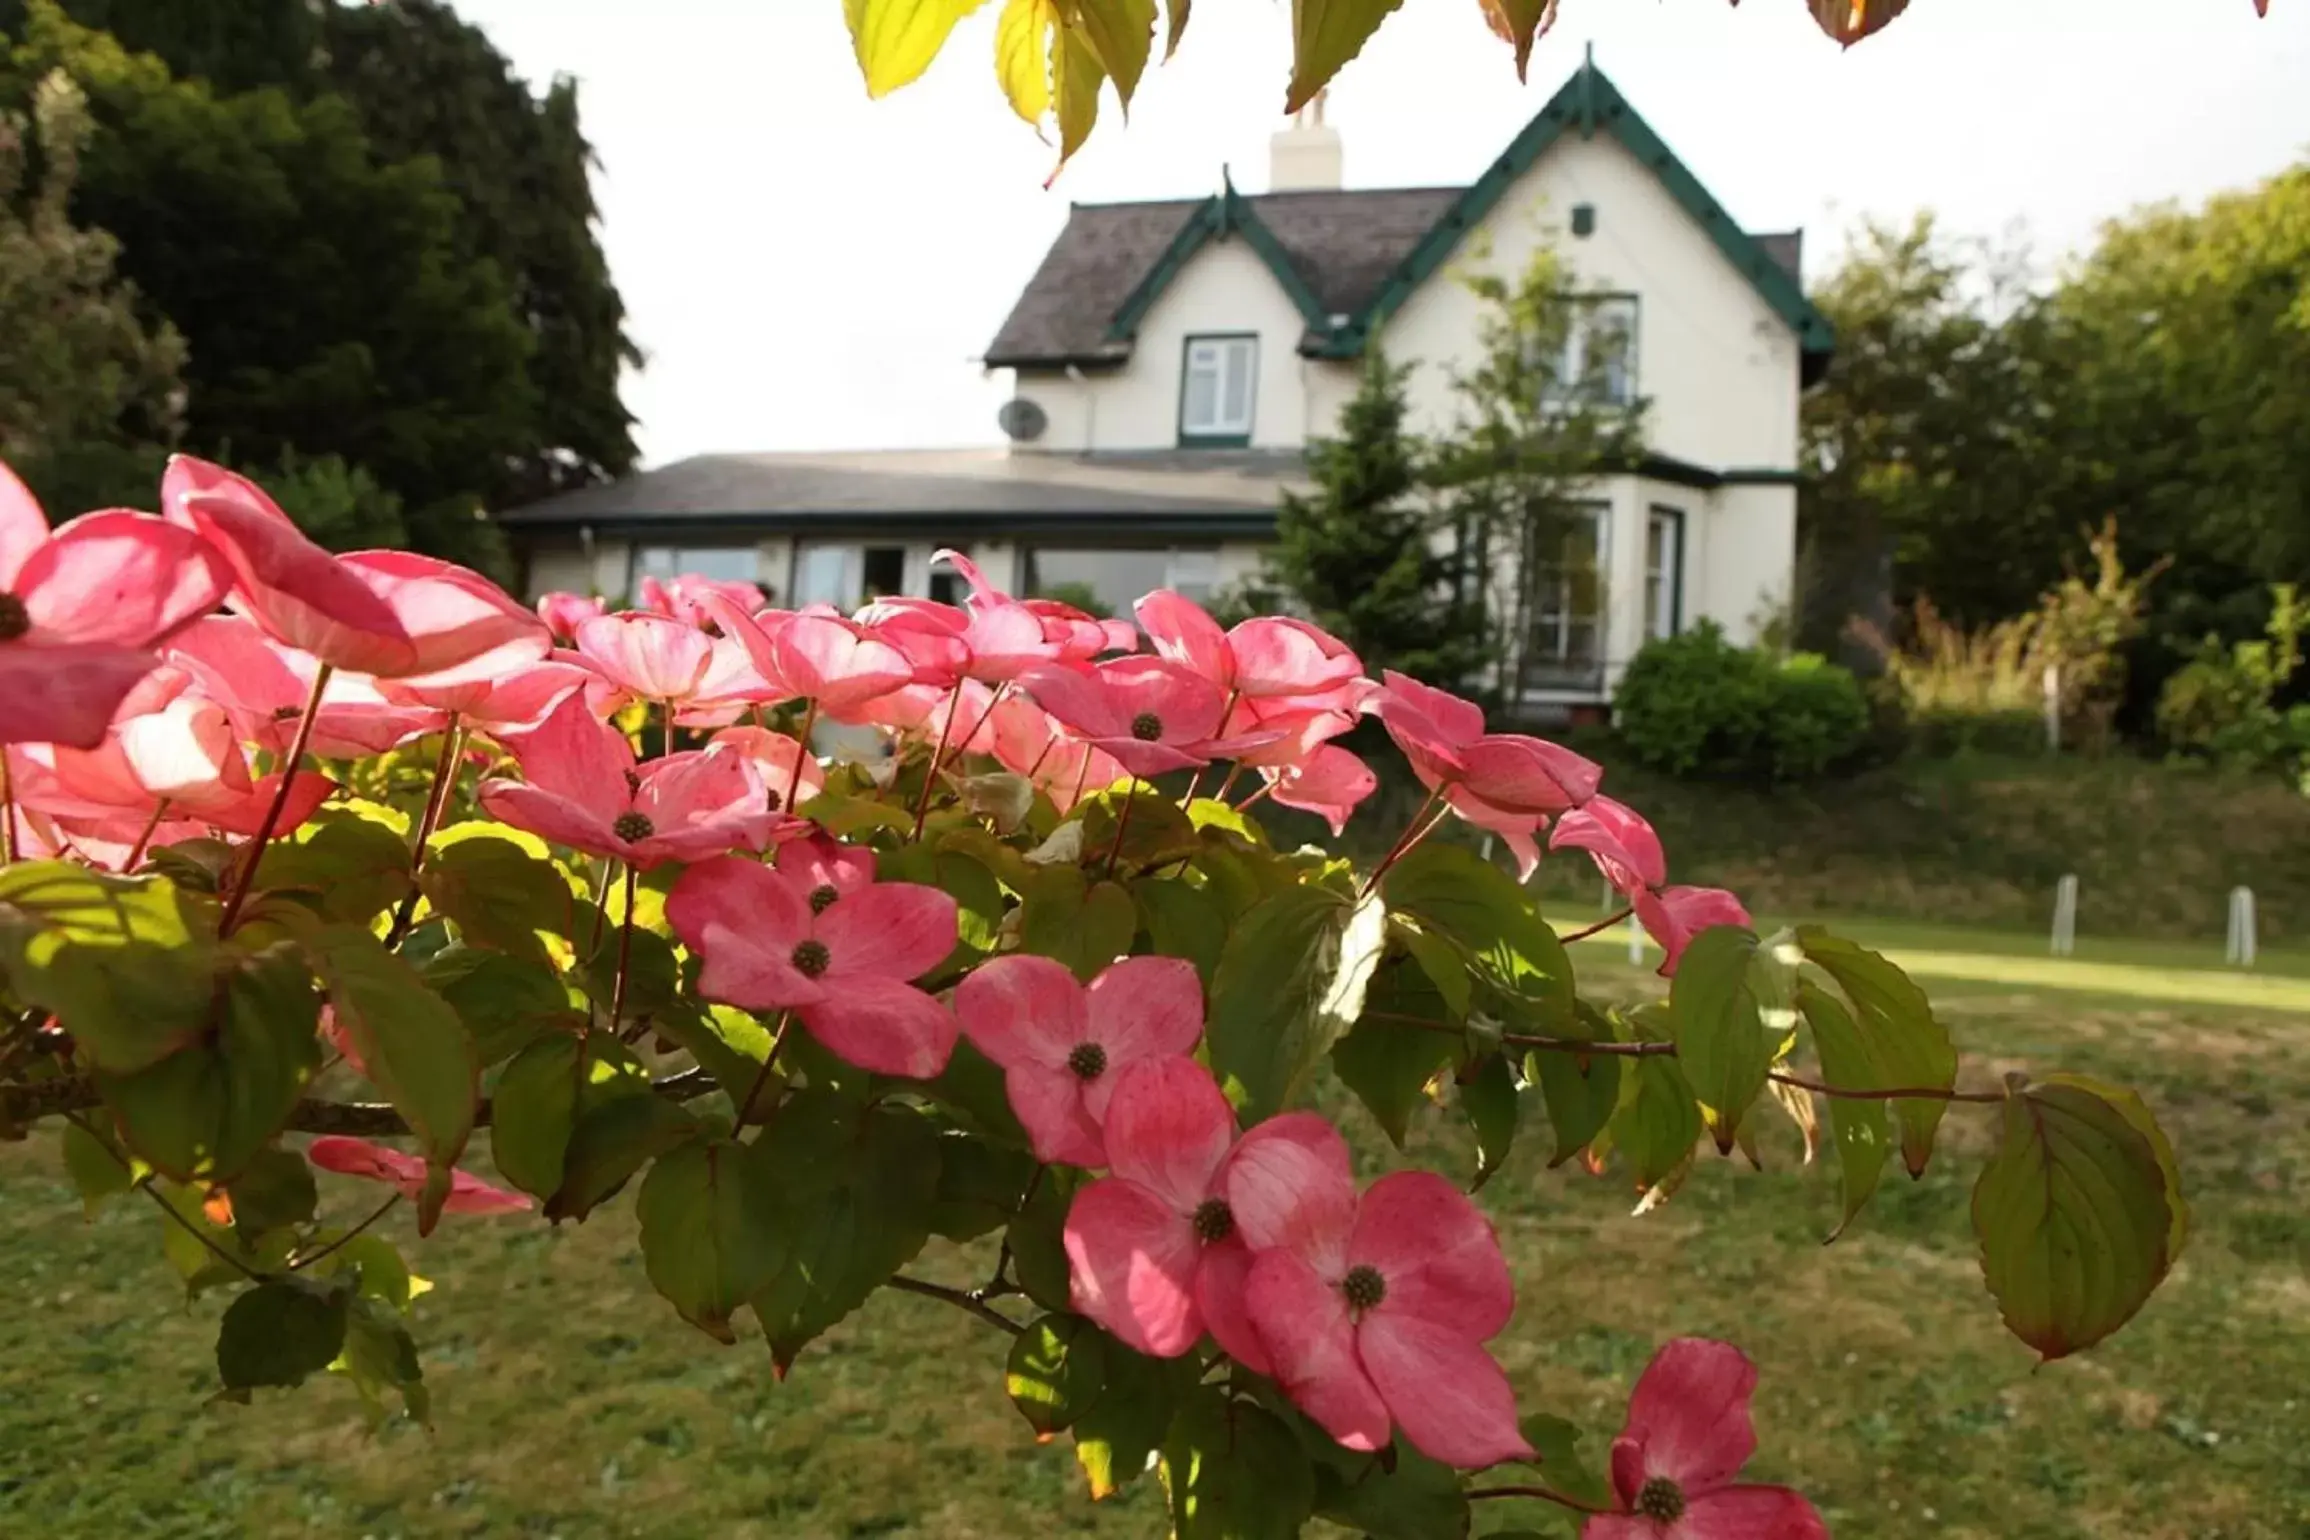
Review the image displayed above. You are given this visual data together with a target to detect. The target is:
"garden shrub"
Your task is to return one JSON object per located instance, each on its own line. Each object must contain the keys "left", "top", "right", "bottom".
{"left": 1613, "top": 622, "right": 1869, "bottom": 783}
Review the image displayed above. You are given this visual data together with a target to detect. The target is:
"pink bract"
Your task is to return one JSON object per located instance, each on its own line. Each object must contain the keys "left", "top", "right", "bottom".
{"left": 574, "top": 612, "right": 718, "bottom": 705}
{"left": 168, "top": 617, "right": 440, "bottom": 759}
{"left": 1236, "top": 1140, "right": 1532, "bottom": 1468}
{"left": 1135, "top": 589, "right": 1365, "bottom": 701}
{"left": 953, "top": 954, "right": 1203, "bottom": 1166}
{"left": 708, "top": 725, "right": 824, "bottom": 811}
{"left": 1367, "top": 671, "right": 1603, "bottom": 876}
{"left": 1062, "top": 1056, "right": 1319, "bottom": 1371}
{"left": 536, "top": 590, "right": 606, "bottom": 644}
{"left": 665, "top": 850, "right": 959, "bottom": 1079}
{"left": 1551, "top": 797, "right": 1751, "bottom": 974}
{"left": 1264, "top": 744, "right": 1379, "bottom": 835}
{"left": 477, "top": 696, "right": 788, "bottom": 869}
{"left": 306, "top": 1136, "right": 532, "bottom": 1217}
{"left": 1018, "top": 656, "right": 1285, "bottom": 780}
{"left": 1580, "top": 1339, "right": 1828, "bottom": 1540}
{"left": 708, "top": 598, "right": 913, "bottom": 714}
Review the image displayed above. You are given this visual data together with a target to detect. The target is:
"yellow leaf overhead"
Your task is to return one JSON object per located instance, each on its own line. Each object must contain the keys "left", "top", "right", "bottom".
{"left": 843, "top": 0, "right": 993, "bottom": 97}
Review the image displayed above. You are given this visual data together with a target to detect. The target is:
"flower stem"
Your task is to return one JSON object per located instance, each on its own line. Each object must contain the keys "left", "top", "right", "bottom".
{"left": 219, "top": 662, "right": 334, "bottom": 934}
{"left": 585, "top": 861, "right": 614, "bottom": 954}
{"left": 384, "top": 715, "right": 464, "bottom": 950}
{"left": 884, "top": 1273, "right": 1022, "bottom": 1336}
{"left": 911, "top": 680, "right": 966, "bottom": 840}
{"left": 1559, "top": 906, "right": 1633, "bottom": 945}
{"left": 662, "top": 703, "right": 676, "bottom": 759}
{"left": 291, "top": 1193, "right": 401, "bottom": 1271}
{"left": 1465, "top": 1483, "right": 1610, "bottom": 1515}
{"left": 122, "top": 797, "right": 171, "bottom": 874}
{"left": 0, "top": 751, "right": 17, "bottom": 864}
{"left": 64, "top": 1110, "right": 266, "bottom": 1282}
{"left": 609, "top": 862, "right": 638, "bottom": 1026}
{"left": 784, "top": 700, "right": 818, "bottom": 814}
{"left": 1356, "top": 782, "right": 1448, "bottom": 902}
{"left": 1103, "top": 780, "right": 1139, "bottom": 879}
{"left": 734, "top": 1011, "right": 793, "bottom": 1127}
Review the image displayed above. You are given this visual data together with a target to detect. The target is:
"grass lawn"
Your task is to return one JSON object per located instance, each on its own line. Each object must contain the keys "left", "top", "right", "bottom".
{"left": 3, "top": 942, "right": 2305, "bottom": 1539}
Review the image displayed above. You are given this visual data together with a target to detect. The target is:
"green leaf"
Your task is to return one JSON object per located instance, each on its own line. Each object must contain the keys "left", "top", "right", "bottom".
{"left": 930, "top": 1132, "right": 1038, "bottom": 1241}
{"left": 749, "top": 1095, "right": 942, "bottom": 1372}
{"left": 1609, "top": 1053, "right": 1702, "bottom": 1194}
{"left": 1164, "top": 1389, "right": 1316, "bottom": 1538}
{"left": 878, "top": 845, "right": 1004, "bottom": 966}
{"left": 1460, "top": 1052, "right": 1520, "bottom": 1191}
{"left": 61, "top": 1118, "right": 138, "bottom": 1217}
{"left": 300, "top": 924, "right": 477, "bottom": 1232}
{"left": 1383, "top": 843, "right": 1572, "bottom": 1036}
{"left": 1007, "top": 1163, "right": 1081, "bottom": 1312}
{"left": 1134, "top": 875, "right": 1228, "bottom": 986}
{"left": 155, "top": 1181, "right": 283, "bottom": 1296}
{"left": 638, "top": 1138, "right": 787, "bottom": 1343}
{"left": 1528, "top": 1002, "right": 1622, "bottom": 1166}
{"left": 333, "top": 1293, "right": 428, "bottom": 1426}
{"left": 1796, "top": 927, "right": 1957, "bottom": 1176}
{"left": 1050, "top": 11, "right": 1105, "bottom": 175}
{"left": 491, "top": 1030, "right": 651, "bottom": 1199}
{"left": 0, "top": 861, "right": 216, "bottom": 1072}
{"left": 1513, "top": 1411, "right": 1614, "bottom": 1511}
{"left": 1073, "top": 1334, "right": 1188, "bottom": 1498}
{"left": 1007, "top": 1313, "right": 1108, "bottom": 1437}
{"left": 223, "top": 1146, "right": 319, "bottom": 1238}
{"left": 1972, "top": 1075, "right": 2187, "bottom": 1360}
{"left": 917, "top": 1035, "right": 1031, "bottom": 1146}
{"left": 544, "top": 1090, "right": 702, "bottom": 1223}
{"left": 1208, "top": 885, "right": 1386, "bottom": 1120}
{"left": 803, "top": 787, "right": 915, "bottom": 838}
{"left": 843, "top": 0, "right": 991, "bottom": 96}
{"left": 419, "top": 835, "right": 574, "bottom": 963}
{"left": 314, "top": 1233, "right": 423, "bottom": 1313}
{"left": 583, "top": 919, "right": 682, "bottom": 1028}
{"left": 1333, "top": 958, "right": 1462, "bottom": 1147}
{"left": 217, "top": 1278, "right": 350, "bottom": 1390}
{"left": 422, "top": 947, "right": 573, "bottom": 1066}
{"left": 654, "top": 1000, "right": 777, "bottom": 1107}
{"left": 253, "top": 810, "right": 412, "bottom": 925}
{"left": 96, "top": 945, "right": 322, "bottom": 1183}
{"left": 1071, "top": 0, "right": 1156, "bottom": 110}
{"left": 1287, "top": 0, "right": 1407, "bottom": 114}
{"left": 1019, "top": 866, "right": 1138, "bottom": 982}
{"left": 1797, "top": 984, "right": 1890, "bottom": 1239}
{"left": 1309, "top": 1439, "right": 1469, "bottom": 1539}
{"left": 1395, "top": 922, "right": 1473, "bottom": 1022}
{"left": 1162, "top": 0, "right": 1190, "bottom": 57}
{"left": 1668, "top": 926, "right": 1769, "bottom": 1153}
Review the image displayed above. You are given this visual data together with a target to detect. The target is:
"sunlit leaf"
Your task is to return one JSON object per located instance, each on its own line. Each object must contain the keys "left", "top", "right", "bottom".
{"left": 1207, "top": 884, "right": 1385, "bottom": 1120}
{"left": 1807, "top": 0, "right": 1910, "bottom": 47}
{"left": 1164, "top": 1387, "right": 1315, "bottom": 1537}
{"left": 1476, "top": 0, "right": 1559, "bottom": 76}
{"left": 1797, "top": 927, "right": 1956, "bottom": 1175}
{"left": 0, "top": 861, "right": 216, "bottom": 1073}
{"left": 1383, "top": 843, "right": 1573, "bottom": 1036}
{"left": 1007, "top": 1313, "right": 1107, "bottom": 1437}
{"left": 1071, "top": 0, "right": 1157, "bottom": 111}
{"left": 1050, "top": 14, "right": 1105, "bottom": 180}
{"left": 843, "top": 0, "right": 993, "bottom": 97}
{"left": 1286, "top": 0, "right": 1407, "bottom": 114}
{"left": 491, "top": 1030, "right": 651, "bottom": 1200}
{"left": 1667, "top": 926, "right": 1769, "bottom": 1153}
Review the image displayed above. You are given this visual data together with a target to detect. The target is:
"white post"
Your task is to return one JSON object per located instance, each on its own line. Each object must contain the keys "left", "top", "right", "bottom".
{"left": 2050, "top": 874, "right": 2079, "bottom": 958}
{"left": 2043, "top": 663, "right": 2063, "bottom": 754}
{"left": 2227, "top": 886, "right": 2258, "bottom": 968}
{"left": 1601, "top": 875, "right": 1618, "bottom": 913}
{"left": 1626, "top": 909, "right": 1646, "bottom": 966}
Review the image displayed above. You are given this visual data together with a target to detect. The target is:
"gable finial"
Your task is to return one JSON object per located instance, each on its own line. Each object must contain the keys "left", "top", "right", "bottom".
{"left": 1585, "top": 39, "right": 1594, "bottom": 68}
{"left": 1577, "top": 44, "right": 1598, "bottom": 138}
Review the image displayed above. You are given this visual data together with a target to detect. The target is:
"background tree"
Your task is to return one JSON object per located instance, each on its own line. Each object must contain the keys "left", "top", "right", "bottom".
{"left": 1265, "top": 352, "right": 1483, "bottom": 686}
{"left": 1431, "top": 244, "right": 1649, "bottom": 709}
{"left": 0, "top": 63, "right": 183, "bottom": 514}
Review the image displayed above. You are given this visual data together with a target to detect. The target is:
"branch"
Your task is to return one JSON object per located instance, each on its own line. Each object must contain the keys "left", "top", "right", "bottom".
{"left": 884, "top": 1273, "right": 1024, "bottom": 1336}
{"left": 5, "top": 1066, "right": 722, "bottom": 1138}
{"left": 1465, "top": 1483, "right": 1610, "bottom": 1515}
{"left": 1769, "top": 1069, "right": 2007, "bottom": 1105}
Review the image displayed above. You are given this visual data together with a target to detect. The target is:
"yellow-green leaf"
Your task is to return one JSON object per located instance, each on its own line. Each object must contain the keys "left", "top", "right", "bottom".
{"left": 1808, "top": 0, "right": 1910, "bottom": 47}
{"left": 1161, "top": 0, "right": 1190, "bottom": 58}
{"left": 1006, "top": 1313, "right": 1107, "bottom": 1437}
{"left": 1799, "top": 983, "right": 1889, "bottom": 1239}
{"left": 1971, "top": 1075, "right": 2186, "bottom": 1360}
{"left": 1476, "top": 0, "right": 1559, "bottom": 77}
{"left": 844, "top": 0, "right": 992, "bottom": 97}
{"left": 1050, "top": 16, "right": 1106, "bottom": 179}
{"left": 993, "top": 0, "right": 1055, "bottom": 125}
{"left": 1667, "top": 926, "right": 1769, "bottom": 1153}
{"left": 1070, "top": 0, "right": 1156, "bottom": 111}
{"left": 1286, "top": 0, "right": 1407, "bottom": 115}
{"left": 1797, "top": 927, "right": 1956, "bottom": 1176}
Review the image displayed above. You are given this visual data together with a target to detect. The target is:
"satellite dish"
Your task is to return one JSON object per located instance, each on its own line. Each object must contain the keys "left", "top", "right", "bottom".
{"left": 997, "top": 397, "right": 1049, "bottom": 443}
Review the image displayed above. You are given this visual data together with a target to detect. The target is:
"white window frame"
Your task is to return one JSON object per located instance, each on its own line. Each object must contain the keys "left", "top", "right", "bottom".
{"left": 1526, "top": 503, "right": 1611, "bottom": 690}
{"left": 1645, "top": 507, "right": 1684, "bottom": 641}
{"left": 1180, "top": 335, "right": 1258, "bottom": 442}
{"left": 1544, "top": 295, "right": 1639, "bottom": 409}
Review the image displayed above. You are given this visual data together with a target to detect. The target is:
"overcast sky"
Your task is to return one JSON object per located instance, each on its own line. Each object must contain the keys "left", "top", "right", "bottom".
{"left": 444, "top": 0, "right": 2310, "bottom": 468}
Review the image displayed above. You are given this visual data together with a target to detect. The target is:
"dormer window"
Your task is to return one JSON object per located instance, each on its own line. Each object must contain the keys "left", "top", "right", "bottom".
{"left": 1545, "top": 295, "right": 1639, "bottom": 408}
{"left": 1179, "top": 334, "right": 1257, "bottom": 446}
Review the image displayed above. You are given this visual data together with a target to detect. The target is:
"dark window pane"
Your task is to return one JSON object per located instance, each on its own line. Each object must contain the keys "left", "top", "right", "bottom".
{"left": 862, "top": 547, "right": 905, "bottom": 599}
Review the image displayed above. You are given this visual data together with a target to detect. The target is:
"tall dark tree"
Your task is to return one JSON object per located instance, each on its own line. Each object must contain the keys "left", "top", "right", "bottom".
{"left": 1267, "top": 353, "right": 1478, "bottom": 685}
{"left": 0, "top": 0, "right": 320, "bottom": 94}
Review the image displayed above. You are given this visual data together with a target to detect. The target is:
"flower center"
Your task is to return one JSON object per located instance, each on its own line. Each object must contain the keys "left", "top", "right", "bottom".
{"left": 1636, "top": 1477, "right": 1686, "bottom": 1523}
{"left": 764, "top": 787, "right": 784, "bottom": 813}
{"left": 808, "top": 882, "right": 840, "bottom": 914}
{"left": 0, "top": 593, "right": 26, "bottom": 643}
{"left": 623, "top": 769, "right": 641, "bottom": 794}
{"left": 1065, "top": 1041, "right": 1108, "bottom": 1081}
{"left": 1191, "top": 1197, "right": 1234, "bottom": 1244}
{"left": 790, "top": 938, "right": 831, "bottom": 978}
{"left": 612, "top": 811, "right": 655, "bottom": 842}
{"left": 1341, "top": 1264, "right": 1387, "bottom": 1312}
{"left": 1129, "top": 711, "right": 1163, "bottom": 742}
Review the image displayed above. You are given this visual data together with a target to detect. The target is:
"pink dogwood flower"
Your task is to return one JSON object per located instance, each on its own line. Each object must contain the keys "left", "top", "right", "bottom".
{"left": 1368, "top": 671, "right": 1604, "bottom": 876}
{"left": 665, "top": 847, "right": 959, "bottom": 1078}
{"left": 0, "top": 459, "right": 231, "bottom": 747}
{"left": 1017, "top": 657, "right": 1284, "bottom": 780}
{"left": 573, "top": 611, "right": 720, "bottom": 709}
{"left": 953, "top": 954, "right": 1203, "bottom": 1166}
{"left": 306, "top": 1136, "right": 532, "bottom": 1217}
{"left": 537, "top": 591, "right": 606, "bottom": 644}
{"left": 168, "top": 617, "right": 440, "bottom": 758}
{"left": 1238, "top": 1133, "right": 1533, "bottom": 1468}
{"left": 1136, "top": 590, "right": 1364, "bottom": 701}
{"left": 986, "top": 694, "right": 1127, "bottom": 813}
{"left": 1263, "top": 744, "right": 1379, "bottom": 835}
{"left": 704, "top": 599, "right": 914, "bottom": 715}
{"left": 1548, "top": 797, "right": 1753, "bottom": 975}
{"left": 1581, "top": 1339, "right": 1828, "bottom": 1540}
{"left": 638, "top": 573, "right": 766, "bottom": 629}
{"left": 478, "top": 696, "right": 785, "bottom": 868}
{"left": 1063, "top": 1056, "right": 1343, "bottom": 1371}
{"left": 708, "top": 725, "right": 824, "bottom": 811}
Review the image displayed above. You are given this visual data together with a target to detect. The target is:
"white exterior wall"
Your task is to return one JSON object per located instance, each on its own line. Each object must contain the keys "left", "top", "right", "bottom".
{"left": 1693, "top": 483, "right": 1795, "bottom": 643}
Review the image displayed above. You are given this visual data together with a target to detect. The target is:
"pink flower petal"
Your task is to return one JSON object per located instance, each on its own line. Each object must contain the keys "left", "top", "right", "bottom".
{"left": 1002, "top": 1061, "right": 1108, "bottom": 1167}
{"left": 0, "top": 646, "right": 162, "bottom": 749}
{"left": 1611, "top": 1339, "right": 1762, "bottom": 1501}
{"left": 691, "top": 920, "right": 827, "bottom": 1012}
{"left": 537, "top": 591, "right": 605, "bottom": 644}
{"left": 816, "top": 883, "right": 960, "bottom": 983}
{"left": 1015, "top": 660, "right": 1126, "bottom": 740}
{"left": 17, "top": 511, "right": 230, "bottom": 648}
{"left": 1223, "top": 1111, "right": 1357, "bottom": 1277}
{"left": 307, "top": 1135, "right": 426, "bottom": 1189}
{"left": 1083, "top": 955, "right": 1203, "bottom": 1063}
{"left": 477, "top": 781, "right": 625, "bottom": 862}
{"left": 1192, "top": 1235, "right": 1271, "bottom": 1374}
{"left": 1134, "top": 589, "right": 1234, "bottom": 688}
{"left": 1673, "top": 1486, "right": 1831, "bottom": 1540}
{"left": 634, "top": 746, "right": 765, "bottom": 838}
{"left": 1246, "top": 1248, "right": 1392, "bottom": 1452}
{"left": 953, "top": 953, "right": 1086, "bottom": 1070}
{"left": 1551, "top": 795, "right": 1668, "bottom": 894}
{"left": 1460, "top": 734, "right": 1605, "bottom": 816}
{"left": 1098, "top": 655, "right": 1227, "bottom": 743}
{"left": 1349, "top": 1170, "right": 1515, "bottom": 1340}
{"left": 576, "top": 612, "right": 715, "bottom": 704}
{"left": 1371, "top": 670, "right": 1484, "bottom": 754}
{"left": 799, "top": 977, "right": 957, "bottom": 1079}
{"left": 1636, "top": 887, "right": 1754, "bottom": 978}
{"left": 1063, "top": 1175, "right": 1203, "bottom": 1358}
{"left": 708, "top": 726, "right": 824, "bottom": 811}
{"left": 119, "top": 696, "right": 249, "bottom": 802}
{"left": 1225, "top": 617, "right": 1362, "bottom": 699}
{"left": 1575, "top": 1517, "right": 1654, "bottom": 1540}
{"left": 340, "top": 551, "right": 547, "bottom": 682}
{"left": 442, "top": 1168, "right": 534, "bottom": 1216}
{"left": 1266, "top": 744, "right": 1378, "bottom": 836}
{"left": 773, "top": 834, "right": 877, "bottom": 898}
{"left": 501, "top": 694, "right": 635, "bottom": 823}
{"left": 772, "top": 614, "right": 913, "bottom": 711}
{"left": 667, "top": 854, "right": 813, "bottom": 955}
{"left": 0, "top": 458, "right": 47, "bottom": 586}
{"left": 1099, "top": 1057, "right": 1237, "bottom": 1215}
{"left": 1357, "top": 1313, "right": 1534, "bottom": 1468}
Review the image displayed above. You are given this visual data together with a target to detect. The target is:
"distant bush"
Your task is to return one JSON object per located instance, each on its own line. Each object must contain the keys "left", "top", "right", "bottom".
{"left": 2157, "top": 583, "right": 2308, "bottom": 786}
{"left": 1613, "top": 621, "right": 1868, "bottom": 783}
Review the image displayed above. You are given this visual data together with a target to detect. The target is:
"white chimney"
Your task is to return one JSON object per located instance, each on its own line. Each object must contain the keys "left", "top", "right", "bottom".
{"left": 1269, "top": 90, "right": 1342, "bottom": 192}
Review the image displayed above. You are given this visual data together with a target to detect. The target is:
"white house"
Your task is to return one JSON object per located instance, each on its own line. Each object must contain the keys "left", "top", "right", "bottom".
{"left": 503, "top": 58, "right": 1832, "bottom": 709}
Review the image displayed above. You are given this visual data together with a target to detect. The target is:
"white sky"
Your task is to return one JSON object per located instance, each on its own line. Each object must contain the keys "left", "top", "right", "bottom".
{"left": 444, "top": 0, "right": 2310, "bottom": 469}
